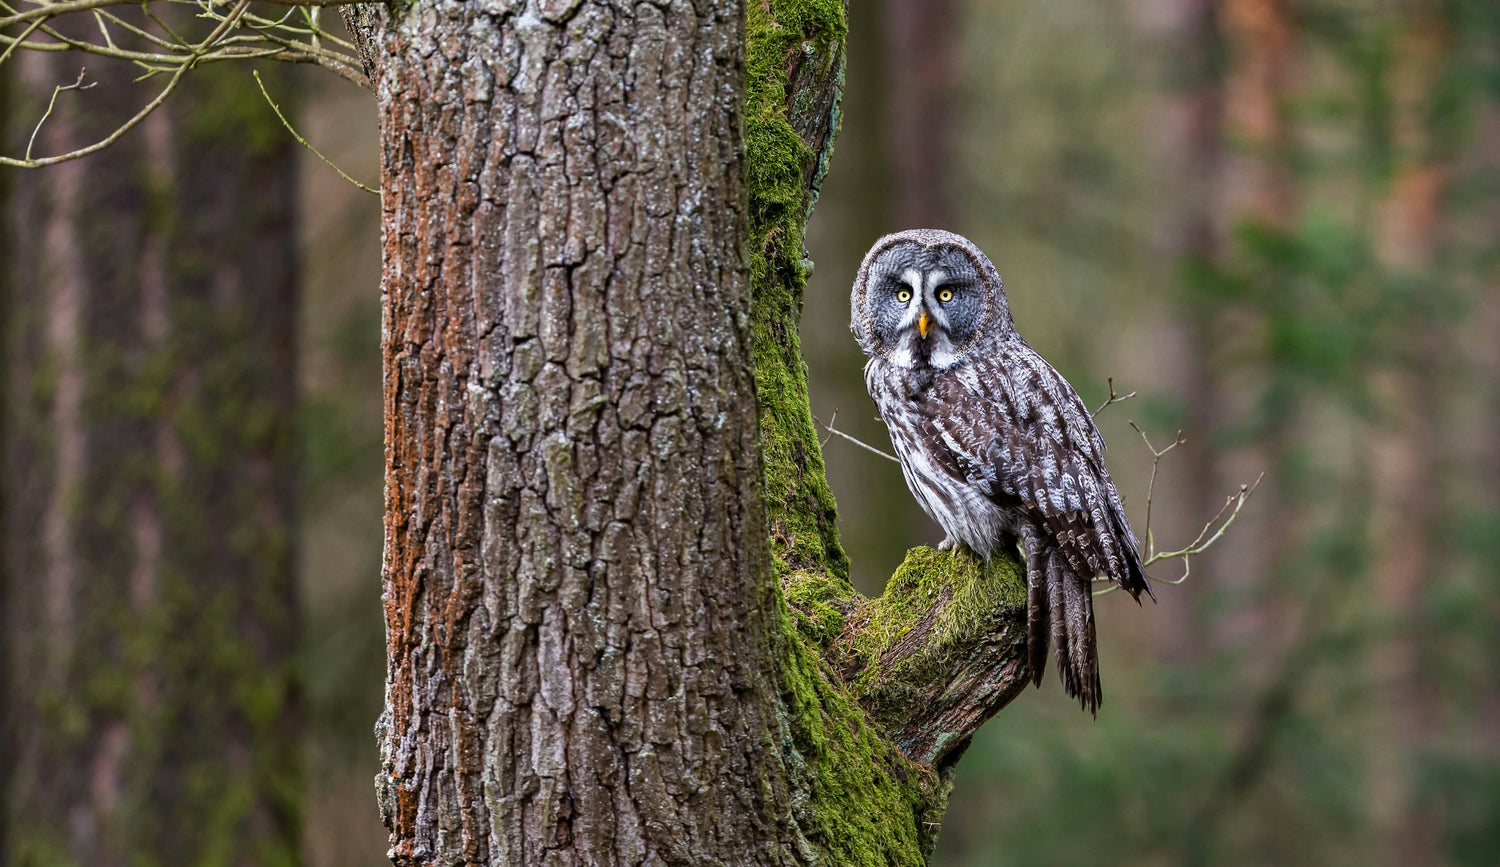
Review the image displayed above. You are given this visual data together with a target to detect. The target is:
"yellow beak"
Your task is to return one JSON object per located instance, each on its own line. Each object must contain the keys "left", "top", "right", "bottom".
{"left": 918, "top": 309, "right": 930, "bottom": 339}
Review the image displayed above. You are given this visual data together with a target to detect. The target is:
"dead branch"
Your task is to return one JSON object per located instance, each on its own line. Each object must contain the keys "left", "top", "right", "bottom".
{"left": 1, "top": 0, "right": 370, "bottom": 168}
{"left": 1091, "top": 376, "right": 1137, "bottom": 418}
{"left": 814, "top": 412, "right": 901, "bottom": 464}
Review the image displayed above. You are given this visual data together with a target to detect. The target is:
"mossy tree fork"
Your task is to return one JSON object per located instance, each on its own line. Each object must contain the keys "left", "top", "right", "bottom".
{"left": 344, "top": 0, "right": 1031, "bottom": 863}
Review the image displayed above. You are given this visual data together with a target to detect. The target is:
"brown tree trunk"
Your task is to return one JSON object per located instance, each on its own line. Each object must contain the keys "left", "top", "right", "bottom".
{"left": 372, "top": 2, "right": 786, "bottom": 860}
{"left": 2, "top": 47, "right": 301, "bottom": 867}
{"left": 354, "top": 1, "right": 1036, "bottom": 863}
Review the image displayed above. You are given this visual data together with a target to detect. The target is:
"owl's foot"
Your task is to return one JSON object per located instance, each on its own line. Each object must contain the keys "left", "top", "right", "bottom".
{"left": 938, "top": 536, "right": 957, "bottom": 552}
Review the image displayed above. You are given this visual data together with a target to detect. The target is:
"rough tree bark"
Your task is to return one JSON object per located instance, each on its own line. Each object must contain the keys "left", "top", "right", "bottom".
{"left": 1, "top": 49, "right": 301, "bottom": 866}
{"left": 349, "top": 1, "right": 1032, "bottom": 863}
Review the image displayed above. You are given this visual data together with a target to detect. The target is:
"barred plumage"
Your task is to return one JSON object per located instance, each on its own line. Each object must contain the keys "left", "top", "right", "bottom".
{"left": 851, "top": 229, "right": 1152, "bottom": 714}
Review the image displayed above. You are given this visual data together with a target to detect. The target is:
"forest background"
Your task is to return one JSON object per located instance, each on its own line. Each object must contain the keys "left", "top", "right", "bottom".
{"left": 4, "top": 0, "right": 1500, "bottom": 864}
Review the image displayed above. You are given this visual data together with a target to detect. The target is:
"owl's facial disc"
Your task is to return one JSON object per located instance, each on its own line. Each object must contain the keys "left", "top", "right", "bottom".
{"left": 882, "top": 267, "right": 966, "bottom": 369}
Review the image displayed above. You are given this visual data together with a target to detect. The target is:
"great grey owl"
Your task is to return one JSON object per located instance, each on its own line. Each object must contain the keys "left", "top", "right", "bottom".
{"left": 851, "top": 228, "right": 1152, "bottom": 714}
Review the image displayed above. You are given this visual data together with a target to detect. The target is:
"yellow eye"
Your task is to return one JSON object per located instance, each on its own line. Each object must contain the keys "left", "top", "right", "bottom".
{"left": 937, "top": 288, "right": 954, "bottom": 303}
{"left": 896, "top": 289, "right": 912, "bottom": 302}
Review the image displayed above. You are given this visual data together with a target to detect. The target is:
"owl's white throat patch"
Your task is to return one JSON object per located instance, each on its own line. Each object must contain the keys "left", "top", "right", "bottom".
{"left": 886, "top": 329, "right": 961, "bottom": 371}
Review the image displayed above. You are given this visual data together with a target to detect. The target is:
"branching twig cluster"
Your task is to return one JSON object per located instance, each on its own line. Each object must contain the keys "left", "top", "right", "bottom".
{"left": 1097, "top": 420, "right": 1264, "bottom": 595}
{"left": 1, "top": 0, "right": 368, "bottom": 168}
{"left": 1091, "top": 376, "right": 1136, "bottom": 418}
{"left": 816, "top": 377, "right": 1262, "bottom": 594}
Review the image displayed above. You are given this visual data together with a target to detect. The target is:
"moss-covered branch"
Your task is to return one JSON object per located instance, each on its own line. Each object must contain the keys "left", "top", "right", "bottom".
{"left": 745, "top": 2, "right": 1032, "bottom": 863}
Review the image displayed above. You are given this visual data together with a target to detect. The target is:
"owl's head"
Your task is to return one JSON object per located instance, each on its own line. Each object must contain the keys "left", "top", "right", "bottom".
{"left": 850, "top": 229, "right": 1012, "bottom": 369}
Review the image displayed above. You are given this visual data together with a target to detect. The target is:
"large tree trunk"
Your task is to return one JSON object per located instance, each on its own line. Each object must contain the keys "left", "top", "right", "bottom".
{"left": 356, "top": 1, "right": 1034, "bottom": 863}
{"left": 1, "top": 49, "right": 301, "bottom": 866}
{"left": 372, "top": 1, "right": 786, "bottom": 860}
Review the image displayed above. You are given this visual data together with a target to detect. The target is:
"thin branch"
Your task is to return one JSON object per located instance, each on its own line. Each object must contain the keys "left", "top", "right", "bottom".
{"left": 252, "top": 69, "right": 378, "bottom": 194}
{"left": 24, "top": 67, "right": 96, "bottom": 161}
{"left": 1091, "top": 376, "right": 1137, "bottom": 419}
{"left": 814, "top": 413, "right": 901, "bottom": 464}
{"left": 3, "top": 0, "right": 249, "bottom": 168}
{"left": 1147, "top": 473, "right": 1263, "bottom": 566}
{"left": 1, "top": 0, "right": 372, "bottom": 95}
{"left": 2, "top": 63, "right": 184, "bottom": 168}
{"left": 1, "top": 0, "right": 377, "bottom": 165}
{"left": 0, "top": 0, "right": 359, "bottom": 29}
{"left": 0, "top": 16, "right": 43, "bottom": 65}
{"left": 819, "top": 409, "right": 838, "bottom": 450}
{"left": 1, "top": 0, "right": 135, "bottom": 30}
{"left": 1093, "top": 416, "right": 1262, "bottom": 596}
{"left": 1130, "top": 420, "right": 1186, "bottom": 565}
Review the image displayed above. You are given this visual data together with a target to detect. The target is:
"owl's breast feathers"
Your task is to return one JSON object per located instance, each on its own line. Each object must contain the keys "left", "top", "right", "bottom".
{"left": 869, "top": 341, "right": 1152, "bottom": 603}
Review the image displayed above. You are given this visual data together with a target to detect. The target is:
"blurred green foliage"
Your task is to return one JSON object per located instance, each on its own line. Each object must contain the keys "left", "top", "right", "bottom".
{"left": 807, "top": 0, "right": 1500, "bottom": 865}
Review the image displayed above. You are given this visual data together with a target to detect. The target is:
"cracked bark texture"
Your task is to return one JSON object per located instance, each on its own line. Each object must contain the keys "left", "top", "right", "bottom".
{"left": 364, "top": 1, "right": 1032, "bottom": 863}
{"left": 2, "top": 39, "right": 300, "bottom": 867}
{"left": 373, "top": 1, "right": 787, "bottom": 863}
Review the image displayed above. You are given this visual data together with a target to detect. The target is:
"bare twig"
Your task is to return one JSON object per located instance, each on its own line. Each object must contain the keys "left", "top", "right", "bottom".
{"left": 0, "top": 0, "right": 359, "bottom": 29}
{"left": 0, "top": 0, "right": 372, "bottom": 150}
{"left": 1093, "top": 418, "right": 1262, "bottom": 596}
{"left": 819, "top": 409, "right": 838, "bottom": 450}
{"left": 252, "top": 69, "right": 378, "bottom": 195}
{"left": 0, "top": 17, "right": 44, "bottom": 67}
{"left": 1146, "top": 473, "right": 1263, "bottom": 567}
{"left": 1091, "top": 376, "right": 1137, "bottom": 418}
{"left": 1130, "top": 420, "right": 1186, "bottom": 565}
{"left": 2, "top": 0, "right": 377, "bottom": 166}
{"left": 814, "top": 413, "right": 901, "bottom": 464}
{"left": 24, "top": 67, "right": 97, "bottom": 161}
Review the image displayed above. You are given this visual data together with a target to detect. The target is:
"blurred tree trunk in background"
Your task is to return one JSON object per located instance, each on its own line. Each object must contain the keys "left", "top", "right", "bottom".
{"left": 1217, "top": 0, "right": 1298, "bottom": 611}
{"left": 1369, "top": 6, "right": 1451, "bottom": 864}
{"left": 0, "top": 48, "right": 11, "bottom": 867}
{"left": 1221, "top": 0, "right": 1297, "bottom": 226}
{"left": 885, "top": 0, "right": 955, "bottom": 229}
{"left": 1482, "top": 98, "right": 1500, "bottom": 751}
{"left": 1180, "top": 1, "right": 1306, "bottom": 860}
{"left": 1, "top": 41, "right": 301, "bottom": 867}
{"left": 1147, "top": 0, "right": 1226, "bottom": 662}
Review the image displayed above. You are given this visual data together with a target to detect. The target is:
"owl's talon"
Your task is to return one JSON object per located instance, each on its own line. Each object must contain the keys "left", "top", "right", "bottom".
{"left": 938, "top": 537, "right": 957, "bottom": 552}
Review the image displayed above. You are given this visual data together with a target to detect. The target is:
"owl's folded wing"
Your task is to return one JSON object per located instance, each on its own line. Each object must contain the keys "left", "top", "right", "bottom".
{"left": 926, "top": 347, "right": 1151, "bottom": 602}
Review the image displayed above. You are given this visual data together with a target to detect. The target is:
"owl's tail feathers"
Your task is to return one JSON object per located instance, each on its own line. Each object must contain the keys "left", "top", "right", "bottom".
{"left": 1026, "top": 544, "right": 1102, "bottom": 716}
{"left": 1115, "top": 510, "right": 1156, "bottom": 604}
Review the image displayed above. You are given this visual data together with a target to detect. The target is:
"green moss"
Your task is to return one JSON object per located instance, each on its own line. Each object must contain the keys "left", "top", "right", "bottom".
{"left": 745, "top": 0, "right": 851, "bottom": 581}
{"left": 782, "top": 570, "right": 852, "bottom": 650}
{"left": 847, "top": 547, "right": 1027, "bottom": 695}
{"left": 773, "top": 596, "right": 946, "bottom": 865}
